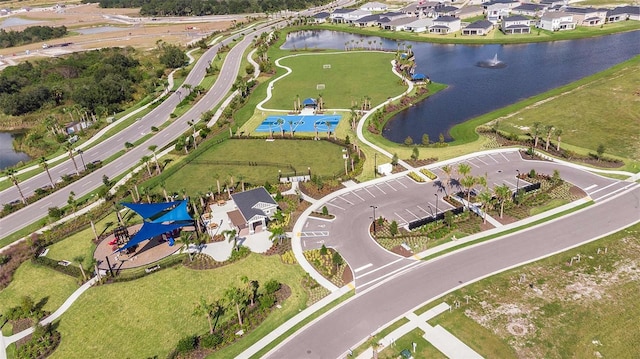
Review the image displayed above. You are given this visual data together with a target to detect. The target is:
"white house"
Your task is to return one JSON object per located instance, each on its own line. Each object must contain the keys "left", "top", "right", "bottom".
{"left": 360, "top": 1, "right": 388, "bottom": 12}
{"left": 486, "top": 3, "right": 511, "bottom": 24}
{"left": 385, "top": 17, "right": 419, "bottom": 31}
{"left": 462, "top": 19, "right": 494, "bottom": 35}
{"left": 511, "top": 3, "right": 546, "bottom": 17}
{"left": 564, "top": 7, "right": 607, "bottom": 26}
{"left": 539, "top": 12, "right": 576, "bottom": 31}
{"left": 405, "top": 18, "right": 435, "bottom": 32}
{"left": 429, "top": 16, "right": 462, "bottom": 33}
{"left": 501, "top": 15, "right": 531, "bottom": 34}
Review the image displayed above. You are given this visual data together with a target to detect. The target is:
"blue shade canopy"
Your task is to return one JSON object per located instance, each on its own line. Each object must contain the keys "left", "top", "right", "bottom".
{"left": 302, "top": 98, "right": 317, "bottom": 106}
{"left": 411, "top": 73, "right": 426, "bottom": 80}
{"left": 117, "top": 222, "right": 185, "bottom": 252}
{"left": 122, "top": 201, "right": 183, "bottom": 220}
{"left": 151, "top": 200, "right": 192, "bottom": 223}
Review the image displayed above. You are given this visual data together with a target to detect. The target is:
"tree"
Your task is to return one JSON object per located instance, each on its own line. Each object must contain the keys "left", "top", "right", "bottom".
{"left": 73, "top": 255, "right": 87, "bottom": 281}
{"left": 441, "top": 165, "right": 453, "bottom": 198}
{"left": 460, "top": 175, "right": 476, "bottom": 209}
{"left": 554, "top": 128, "right": 563, "bottom": 151}
{"left": 544, "top": 124, "right": 554, "bottom": 151}
{"left": 241, "top": 276, "right": 259, "bottom": 307}
{"left": 477, "top": 191, "right": 493, "bottom": 224}
{"left": 444, "top": 210, "right": 453, "bottom": 227}
{"left": 140, "top": 155, "right": 152, "bottom": 176}
{"left": 67, "top": 191, "right": 76, "bottom": 212}
{"left": 331, "top": 251, "right": 344, "bottom": 271}
{"left": 158, "top": 42, "right": 188, "bottom": 68}
{"left": 389, "top": 220, "right": 398, "bottom": 237}
{"left": 457, "top": 163, "right": 471, "bottom": 179}
{"left": 421, "top": 134, "right": 430, "bottom": 146}
{"left": 39, "top": 157, "right": 55, "bottom": 188}
{"left": 224, "top": 286, "right": 247, "bottom": 326}
{"left": 269, "top": 225, "right": 286, "bottom": 245}
{"left": 64, "top": 143, "right": 80, "bottom": 176}
{"left": 411, "top": 146, "right": 419, "bottom": 161}
{"left": 494, "top": 184, "right": 512, "bottom": 218}
{"left": 148, "top": 145, "right": 161, "bottom": 174}
{"left": 276, "top": 118, "right": 285, "bottom": 138}
{"left": 5, "top": 168, "right": 27, "bottom": 204}
{"left": 532, "top": 122, "right": 541, "bottom": 148}
{"left": 391, "top": 153, "right": 399, "bottom": 166}
{"left": 596, "top": 144, "right": 605, "bottom": 160}
{"left": 404, "top": 136, "right": 413, "bottom": 145}
{"left": 193, "top": 297, "right": 216, "bottom": 334}
{"left": 222, "top": 229, "right": 238, "bottom": 250}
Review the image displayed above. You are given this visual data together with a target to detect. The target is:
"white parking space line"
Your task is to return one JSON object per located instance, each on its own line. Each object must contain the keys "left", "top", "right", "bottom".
{"left": 499, "top": 152, "right": 510, "bottom": 162}
{"left": 354, "top": 263, "right": 373, "bottom": 273}
{"left": 394, "top": 212, "right": 409, "bottom": 224}
{"left": 326, "top": 201, "right": 345, "bottom": 211}
{"left": 358, "top": 258, "right": 403, "bottom": 279}
{"left": 339, "top": 196, "right": 354, "bottom": 205}
{"left": 374, "top": 184, "right": 387, "bottom": 195}
{"left": 416, "top": 205, "right": 430, "bottom": 214}
{"left": 300, "top": 231, "right": 330, "bottom": 237}
{"left": 350, "top": 191, "right": 364, "bottom": 201}
{"left": 384, "top": 182, "right": 398, "bottom": 192}
{"left": 487, "top": 154, "right": 500, "bottom": 163}
{"left": 503, "top": 180, "right": 516, "bottom": 188}
{"left": 362, "top": 186, "right": 376, "bottom": 198}
{"left": 394, "top": 179, "right": 408, "bottom": 189}
{"left": 405, "top": 209, "right": 420, "bottom": 220}
{"left": 476, "top": 156, "right": 489, "bottom": 165}
{"left": 584, "top": 184, "right": 598, "bottom": 191}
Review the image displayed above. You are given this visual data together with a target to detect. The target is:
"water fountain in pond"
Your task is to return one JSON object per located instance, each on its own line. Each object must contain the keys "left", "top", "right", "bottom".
{"left": 477, "top": 53, "right": 507, "bottom": 69}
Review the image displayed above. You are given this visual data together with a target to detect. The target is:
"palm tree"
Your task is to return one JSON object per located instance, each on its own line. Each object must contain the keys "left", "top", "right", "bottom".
{"left": 269, "top": 225, "right": 286, "bottom": 245}
{"left": 544, "top": 125, "right": 554, "bottom": 151}
{"left": 268, "top": 123, "right": 274, "bottom": 139}
{"left": 224, "top": 286, "right": 247, "bottom": 326}
{"left": 187, "top": 120, "right": 198, "bottom": 149}
{"left": 222, "top": 228, "right": 238, "bottom": 250}
{"left": 441, "top": 165, "right": 453, "bottom": 198}
{"left": 460, "top": 175, "right": 476, "bottom": 209}
{"left": 64, "top": 143, "right": 80, "bottom": 176}
{"left": 313, "top": 121, "right": 319, "bottom": 140}
{"left": 325, "top": 120, "right": 332, "bottom": 139}
{"left": 140, "top": 156, "right": 152, "bottom": 176}
{"left": 554, "top": 128, "right": 563, "bottom": 151}
{"left": 288, "top": 120, "right": 294, "bottom": 137}
{"left": 532, "top": 122, "right": 541, "bottom": 148}
{"left": 213, "top": 173, "right": 221, "bottom": 196}
{"left": 477, "top": 191, "right": 493, "bottom": 224}
{"left": 241, "top": 276, "right": 259, "bottom": 307}
{"left": 39, "top": 157, "right": 55, "bottom": 188}
{"left": 276, "top": 118, "right": 285, "bottom": 137}
{"left": 193, "top": 297, "right": 216, "bottom": 334}
{"left": 148, "top": 145, "right": 161, "bottom": 174}
{"left": 160, "top": 181, "right": 169, "bottom": 202}
{"left": 5, "top": 168, "right": 27, "bottom": 204}
{"left": 457, "top": 163, "right": 471, "bottom": 179}
{"left": 494, "top": 184, "right": 512, "bottom": 219}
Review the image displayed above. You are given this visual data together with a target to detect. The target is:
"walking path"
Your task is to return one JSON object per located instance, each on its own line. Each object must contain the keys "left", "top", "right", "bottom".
{"left": 355, "top": 302, "right": 483, "bottom": 359}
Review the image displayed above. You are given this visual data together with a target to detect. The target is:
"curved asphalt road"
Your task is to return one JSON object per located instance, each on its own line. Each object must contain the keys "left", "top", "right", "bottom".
{"left": 268, "top": 151, "right": 640, "bottom": 358}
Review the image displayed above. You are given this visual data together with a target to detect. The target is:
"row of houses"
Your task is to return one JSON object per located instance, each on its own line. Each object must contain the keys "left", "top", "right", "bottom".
{"left": 313, "top": 2, "right": 639, "bottom": 35}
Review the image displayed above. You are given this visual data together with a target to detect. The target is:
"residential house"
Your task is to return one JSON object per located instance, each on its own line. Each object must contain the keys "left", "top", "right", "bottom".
{"left": 417, "top": 1, "right": 446, "bottom": 18}
{"left": 405, "top": 18, "right": 435, "bottom": 32}
{"left": 539, "top": 12, "right": 576, "bottom": 31}
{"left": 512, "top": 3, "right": 546, "bottom": 17}
{"left": 355, "top": 14, "right": 381, "bottom": 27}
{"left": 400, "top": 3, "right": 421, "bottom": 17}
{"left": 379, "top": 11, "right": 409, "bottom": 21}
{"left": 456, "top": 5, "right": 484, "bottom": 19}
{"left": 360, "top": 1, "right": 388, "bottom": 12}
{"left": 385, "top": 16, "right": 419, "bottom": 31}
{"left": 486, "top": 3, "right": 511, "bottom": 23}
{"left": 330, "top": 9, "right": 371, "bottom": 23}
{"left": 564, "top": 7, "right": 607, "bottom": 26}
{"left": 435, "top": 5, "right": 459, "bottom": 17}
{"left": 429, "top": 15, "right": 461, "bottom": 33}
{"left": 501, "top": 15, "right": 531, "bottom": 33}
{"left": 606, "top": 6, "right": 640, "bottom": 22}
{"left": 228, "top": 187, "right": 278, "bottom": 235}
{"left": 65, "top": 121, "right": 87, "bottom": 135}
{"left": 540, "top": 0, "right": 566, "bottom": 8}
{"left": 312, "top": 12, "right": 330, "bottom": 23}
{"left": 483, "top": 0, "right": 520, "bottom": 9}
{"left": 462, "top": 19, "right": 494, "bottom": 35}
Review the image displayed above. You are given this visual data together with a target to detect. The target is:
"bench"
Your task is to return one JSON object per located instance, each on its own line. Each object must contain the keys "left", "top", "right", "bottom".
{"left": 145, "top": 265, "right": 161, "bottom": 274}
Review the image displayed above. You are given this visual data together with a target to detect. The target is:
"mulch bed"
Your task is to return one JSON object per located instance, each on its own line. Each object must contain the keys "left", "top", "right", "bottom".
{"left": 299, "top": 181, "right": 345, "bottom": 200}
{"left": 264, "top": 239, "right": 292, "bottom": 256}
{"left": 391, "top": 245, "right": 414, "bottom": 258}
{"left": 405, "top": 158, "right": 438, "bottom": 167}
{"left": 342, "top": 264, "right": 353, "bottom": 284}
{"left": 275, "top": 283, "right": 292, "bottom": 303}
{"left": 12, "top": 318, "right": 34, "bottom": 348}
{"left": 569, "top": 185, "right": 587, "bottom": 198}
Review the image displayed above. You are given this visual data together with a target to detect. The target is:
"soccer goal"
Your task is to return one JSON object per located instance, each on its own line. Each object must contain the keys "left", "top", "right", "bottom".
{"left": 316, "top": 84, "right": 325, "bottom": 90}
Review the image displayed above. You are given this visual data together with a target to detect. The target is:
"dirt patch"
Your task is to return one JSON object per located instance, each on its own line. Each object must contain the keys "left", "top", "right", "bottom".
{"left": 275, "top": 283, "right": 291, "bottom": 303}
{"left": 405, "top": 158, "right": 438, "bottom": 167}
{"left": 390, "top": 245, "right": 413, "bottom": 258}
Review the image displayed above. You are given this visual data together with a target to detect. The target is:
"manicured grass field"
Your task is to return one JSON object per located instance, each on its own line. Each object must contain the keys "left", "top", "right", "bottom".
{"left": 0, "top": 261, "right": 79, "bottom": 314}
{"left": 163, "top": 139, "right": 345, "bottom": 194}
{"left": 263, "top": 51, "right": 406, "bottom": 110}
{"left": 496, "top": 56, "right": 640, "bottom": 160}
{"left": 50, "top": 254, "right": 309, "bottom": 359}
{"left": 378, "top": 328, "right": 444, "bottom": 359}
{"left": 423, "top": 222, "right": 640, "bottom": 358}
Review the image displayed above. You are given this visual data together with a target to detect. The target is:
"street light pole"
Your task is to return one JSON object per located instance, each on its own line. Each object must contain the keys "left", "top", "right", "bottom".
{"left": 434, "top": 194, "right": 439, "bottom": 220}
{"left": 374, "top": 153, "right": 377, "bottom": 178}
{"left": 370, "top": 205, "right": 378, "bottom": 234}
{"left": 515, "top": 169, "right": 521, "bottom": 203}
{"left": 77, "top": 149, "right": 86, "bottom": 172}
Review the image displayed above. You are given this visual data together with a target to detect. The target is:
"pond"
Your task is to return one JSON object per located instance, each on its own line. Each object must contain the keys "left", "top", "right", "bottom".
{"left": 0, "top": 132, "right": 31, "bottom": 170}
{"left": 282, "top": 30, "right": 640, "bottom": 143}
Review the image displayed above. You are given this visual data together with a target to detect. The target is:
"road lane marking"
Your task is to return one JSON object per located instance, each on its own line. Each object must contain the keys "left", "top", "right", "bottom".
{"left": 592, "top": 183, "right": 638, "bottom": 201}
{"left": 82, "top": 181, "right": 92, "bottom": 188}
{"left": 589, "top": 182, "right": 618, "bottom": 195}
{"left": 358, "top": 261, "right": 422, "bottom": 289}
{"left": 358, "top": 258, "right": 403, "bottom": 279}
{"left": 40, "top": 202, "right": 52, "bottom": 209}
{"left": 300, "top": 231, "right": 329, "bottom": 237}
{"left": 584, "top": 184, "right": 598, "bottom": 191}
{"left": 354, "top": 263, "right": 373, "bottom": 273}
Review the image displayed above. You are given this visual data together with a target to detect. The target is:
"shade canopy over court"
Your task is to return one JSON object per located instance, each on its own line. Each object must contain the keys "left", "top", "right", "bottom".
{"left": 118, "top": 200, "right": 193, "bottom": 252}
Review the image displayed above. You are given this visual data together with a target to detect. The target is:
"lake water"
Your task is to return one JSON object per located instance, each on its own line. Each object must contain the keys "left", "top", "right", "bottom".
{"left": 282, "top": 30, "right": 640, "bottom": 143}
{"left": 0, "top": 132, "right": 31, "bottom": 170}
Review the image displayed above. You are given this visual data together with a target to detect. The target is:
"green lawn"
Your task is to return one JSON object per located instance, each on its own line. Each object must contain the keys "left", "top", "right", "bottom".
{"left": 0, "top": 261, "right": 79, "bottom": 314}
{"left": 496, "top": 56, "right": 640, "bottom": 160}
{"left": 49, "top": 254, "right": 309, "bottom": 359}
{"left": 163, "top": 139, "right": 345, "bottom": 194}
{"left": 377, "top": 328, "right": 444, "bottom": 359}
{"left": 264, "top": 51, "right": 406, "bottom": 110}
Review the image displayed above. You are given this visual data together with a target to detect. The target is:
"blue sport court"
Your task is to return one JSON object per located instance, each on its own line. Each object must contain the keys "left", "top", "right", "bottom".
{"left": 256, "top": 115, "right": 342, "bottom": 133}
